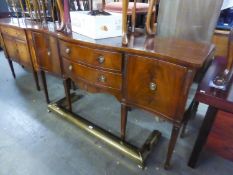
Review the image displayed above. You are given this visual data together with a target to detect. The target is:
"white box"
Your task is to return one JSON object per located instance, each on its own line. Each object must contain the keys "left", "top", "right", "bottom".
{"left": 70, "top": 11, "right": 122, "bottom": 39}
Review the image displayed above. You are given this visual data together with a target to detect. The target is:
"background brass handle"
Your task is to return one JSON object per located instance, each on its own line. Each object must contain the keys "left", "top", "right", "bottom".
{"left": 65, "top": 48, "right": 70, "bottom": 54}
{"left": 68, "top": 65, "right": 73, "bottom": 71}
{"left": 149, "top": 82, "right": 157, "bottom": 91}
{"left": 47, "top": 51, "right": 51, "bottom": 56}
{"left": 97, "top": 56, "right": 105, "bottom": 64}
{"left": 98, "top": 75, "right": 106, "bottom": 83}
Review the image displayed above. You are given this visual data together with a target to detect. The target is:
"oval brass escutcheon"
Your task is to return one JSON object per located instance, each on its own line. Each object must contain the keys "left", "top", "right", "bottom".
{"left": 47, "top": 51, "right": 51, "bottom": 56}
{"left": 68, "top": 65, "right": 73, "bottom": 71}
{"left": 97, "top": 56, "right": 105, "bottom": 64}
{"left": 65, "top": 48, "right": 71, "bottom": 54}
{"left": 149, "top": 82, "right": 157, "bottom": 91}
{"left": 98, "top": 75, "right": 106, "bottom": 83}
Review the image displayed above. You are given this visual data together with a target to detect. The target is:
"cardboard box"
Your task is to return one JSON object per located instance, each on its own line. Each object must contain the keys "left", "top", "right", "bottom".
{"left": 70, "top": 11, "right": 122, "bottom": 39}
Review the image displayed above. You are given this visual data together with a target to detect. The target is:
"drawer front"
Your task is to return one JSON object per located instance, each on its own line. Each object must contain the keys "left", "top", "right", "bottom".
{"left": 59, "top": 40, "right": 122, "bottom": 71}
{"left": 62, "top": 57, "right": 122, "bottom": 90}
{"left": 126, "top": 55, "right": 188, "bottom": 120}
{"left": 1, "top": 26, "right": 26, "bottom": 40}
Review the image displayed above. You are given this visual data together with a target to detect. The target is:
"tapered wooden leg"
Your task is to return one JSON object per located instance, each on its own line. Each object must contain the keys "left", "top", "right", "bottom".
{"left": 164, "top": 124, "right": 181, "bottom": 169}
{"left": 121, "top": 104, "right": 128, "bottom": 140}
{"left": 33, "top": 70, "right": 40, "bottom": 91}
{"left": 188, "top": 106, "right": 217, "bottom": 168}
{"left": 40, "top": 70, "right": 50, "bottom": 103}
{"left": 180, "top": 100, "right": 199, "bottom": 138}
{"left": 191, "top": 101, "right": 199, "bottom": 119}
{"left": 63, "top": 78, "right": 72, "bottom": 112}
{"left": 71, "top": 80, "right": 77, "bottom": 90}
{"left": 7, "top": 59, "right": 16, "bottom": 79}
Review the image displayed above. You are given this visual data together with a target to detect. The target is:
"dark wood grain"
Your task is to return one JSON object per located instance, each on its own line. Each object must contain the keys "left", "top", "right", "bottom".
{"left": 125, "top": 54, "right": 189, "bottom": 122}
{"left": 59, "top": 40, "right": 123, "bottom": 72}
{"left": 206, "top": 111, "right": 233, "bottom": 162}
{"left": 31, "top": 31, "right": 62, "bottom": 76}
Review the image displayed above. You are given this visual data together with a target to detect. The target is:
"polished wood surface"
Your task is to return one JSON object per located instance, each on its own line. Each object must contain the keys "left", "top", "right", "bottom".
{"left": 0, "top": 17, "right": 214, "bottom": 169}
{"left": 206, "top": 111, "right": 233, "bottom": 162}
{"left": 188, "top": 57, "right": 233, "bottom": 168}
{"left": 125, "top": 54, "right": 189, "bottom": 122}
{"left": 59, "top": 40, "right": 123, "bottom": 72}
{"left": 195, "top": 57, "right": 233, "bottom": 113}
{"left": 31, "top": 31, "right": 61, "bottom": 76}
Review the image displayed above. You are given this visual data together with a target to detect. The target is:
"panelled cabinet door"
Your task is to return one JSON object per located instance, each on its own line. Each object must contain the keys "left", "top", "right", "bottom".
{"left": 125, "top": 55, "right": 188, "bottom": 121}
{"left": 32, "top": 31, "right": 61, "bottom": 75}
{"left": 2, "top": 34, "right": 18, "bottom": 62}
{"left": 15, "top": 39, "right": 32, "bottom": 68}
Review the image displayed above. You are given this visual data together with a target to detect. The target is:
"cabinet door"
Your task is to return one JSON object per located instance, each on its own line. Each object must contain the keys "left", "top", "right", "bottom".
{"left": 32, "top": 32, "right": 61, "bottom": 75}
{"left": 126, "top": 55, "right": 188, "bottom": 121}
{"left": 2, "top": 34, "right": 18, "bottom": 62}
{"left": 16, "top": 39, "right": 32, "bottom": 68}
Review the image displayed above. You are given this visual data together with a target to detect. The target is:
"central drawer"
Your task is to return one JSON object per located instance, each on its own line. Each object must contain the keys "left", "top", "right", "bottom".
{"left": 59, "top": 40, "right": 122, "bottom": 72}
{"left": 62, "top": 57, "right": 122, "bottom": 90}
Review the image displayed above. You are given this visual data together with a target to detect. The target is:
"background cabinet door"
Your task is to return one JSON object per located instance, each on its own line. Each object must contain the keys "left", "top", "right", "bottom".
{"left": 126, "top": 55, "right": 188, "bottom": 121}
{"left": 2, "top": 34, "right": 18, "bottom": 62}
{"left": 32, "top": 32, "right": 61, "bottom": 75}
{"left": 16, "top": 39, "right": 32, "bottom": 68}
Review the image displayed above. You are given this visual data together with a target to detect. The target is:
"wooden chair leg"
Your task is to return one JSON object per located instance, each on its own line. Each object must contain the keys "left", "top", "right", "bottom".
{"left": 63, "top": 78, "right": 72, "bottom": 112}
{"left": 33, "top": 70, "right": 40, "bottom": 91}
{"left": 121, "top": 104, "right": 128, "bottom": 140}
{"left": 40, "top": 70, "right": 50, "bottom": 103}
{"left": 7, "top": 59, "right": 16, "bottom": 79}
{"left": 164, "top": 124, "right": 181, "bottom": 169}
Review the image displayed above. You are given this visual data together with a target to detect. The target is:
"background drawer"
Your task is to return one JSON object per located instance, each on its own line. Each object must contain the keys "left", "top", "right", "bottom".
{"left": 59, "top": 40, "right": 122, "bottom": 72}
{"left": 62, "top": 57, "right": 122, "bottom": 90}
{"left": 1, "top": 26, "right": 26, "bottom": 40}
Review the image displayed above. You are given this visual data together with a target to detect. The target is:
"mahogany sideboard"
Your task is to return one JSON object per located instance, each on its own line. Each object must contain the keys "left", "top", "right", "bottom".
{"left": 0, "top": 18, "right": 214, "bottom": 169}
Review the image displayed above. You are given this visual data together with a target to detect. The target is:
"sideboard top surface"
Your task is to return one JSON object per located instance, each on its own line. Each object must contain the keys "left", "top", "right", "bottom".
{"left": 0, "top": 18, "right": 215, "bottom": 68}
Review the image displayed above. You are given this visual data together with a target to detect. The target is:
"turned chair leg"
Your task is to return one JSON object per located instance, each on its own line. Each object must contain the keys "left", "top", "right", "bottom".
{"left": 63, "top": 78, "right": 72, "bottom": 112}
{"left": 164, "top": 124, "right": 181, "bottom": 169}
{"left": 33, "top": 70, "right": 41, "bottom": 91}
{"left": 7, "top": 59, "right": 16, "bottom": 79}
{"left": 121, "top": 104, "right": 128, "bottom": 140}
{"left": 180, "top": 100, "right": 199, "bottom": 138}
{"left": 40, "top": 70, "right": 50, "bottom": 103}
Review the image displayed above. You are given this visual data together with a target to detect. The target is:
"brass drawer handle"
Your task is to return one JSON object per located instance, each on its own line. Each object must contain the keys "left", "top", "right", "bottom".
{"left": 65, "top": 48, "right": 71, "bottom": 54}
{"left": 68, "top": 65, "right": 73, "bottom": 71}
{"left": 98, "top": 75, "right": 106, "bottom": 83}
{"left": 149, "top": 82, "right": 157, "bottom": 91}
{"left": 47, "top": 51, "right": 51, "bottom": 56}
{"left": 97, "top": 56, "right": 105, "bottom": 64}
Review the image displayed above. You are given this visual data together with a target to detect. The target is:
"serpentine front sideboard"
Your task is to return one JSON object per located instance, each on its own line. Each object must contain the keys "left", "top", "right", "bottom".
{"left": 0, "top": 18, "right": 215, "bottom": 169}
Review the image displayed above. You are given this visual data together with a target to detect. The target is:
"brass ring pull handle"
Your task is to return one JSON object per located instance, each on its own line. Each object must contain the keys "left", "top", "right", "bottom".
{"left": 149, "top": 82, "right": 157, "bottom": 91}
{"left": 68, "top": 65, "right": 73, "bottom": 71}
{"left": 65, "top": 48, "right": 71, "bottom": 54}
{"left": 146, "top": 0, "right": 158, "bottom": 35}
{"left": 97, "top": 56, "right": 105, "bottom": 64}
{"left": 98, "top": 75, "right": 106, "bottom": 83}
{"left": 47, "top": 51, "right": 51, "bottom": 56}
